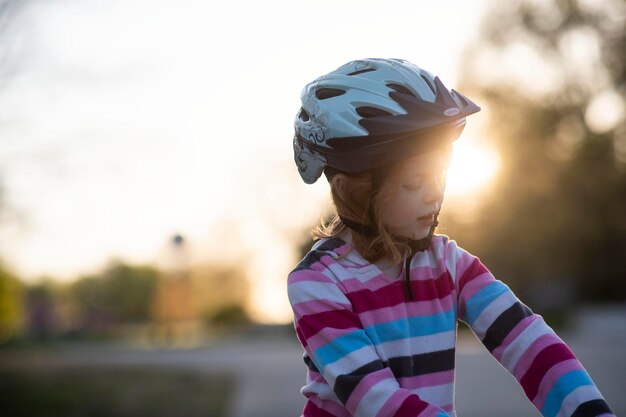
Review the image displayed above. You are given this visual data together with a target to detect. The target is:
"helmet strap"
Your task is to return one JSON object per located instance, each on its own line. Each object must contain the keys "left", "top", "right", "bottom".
{"left": 338, "top": 215, "right": 377, "bottom": 237}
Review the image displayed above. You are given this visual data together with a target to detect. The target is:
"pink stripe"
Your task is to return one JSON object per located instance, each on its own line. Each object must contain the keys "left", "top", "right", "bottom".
{"left": 512, "top": 333, "right": 562, "bottom": 379}
{"left": 520, "top": 342, "right": 576, "bottom": 400}
{"left": 346, "top": 369, "right": 393, "bottom": 413}
{"left": 340, "top": 263, "right": 448, "bottom": 292}
{"left": 398, "top": 370, "right": 454, "bottom": 390}
{"left": 303, "top": 400, "right": 339, "bottom": 417}
{"left": 491, "top": 315, "right": 535, "bottom": 361}
{"left": 312, "top": 257, "right": 334, "bottom": 272}
{"left": 454, "top": 251, "right": 476, "bottom": 278}
{"left": 298, "top": 309, "right": 361, "bottom": 340}
{"left": 306, "top": 397, "right": 351, "bottom": 417}
{"left": 457, "top": 271, "right": 493, "bottom": 320}
{"left": 458, "top": 270, "right": 493, "bottom": 301}
{"left": 532, "top": 359, "right": 584, "bottom": 410}
{"left": 293, "top": 299, "right": 347, "bottom": 317}
{"left": 333, "top": 241, "right": 352, "bottom": 257}
{"left": 375, "top": 390, "right": 410, "bottom": 417}
{"left": 306, "top": 325, "right": 362, "bottom": 351}
{"left": 409, "top": 266, "right": 448, "bottom": 280}
{"left": 357, "top": 297, "right": 455, "bottom": 327}
{"left": 456, "top": 256, "right": 486, "bottom": 290}
{"left": 380, "top": 391, "right": 429, "bottom": 417}
{"left": 349, "top": 273, "right": 455, "bottom": 314}
{"left": 340, "top": 274, "right": 399, "bottom": 292}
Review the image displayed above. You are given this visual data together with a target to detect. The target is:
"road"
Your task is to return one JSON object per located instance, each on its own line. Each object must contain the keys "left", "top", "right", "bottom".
{"left": 1, "top": 305, "right": 624, "bottom": 417}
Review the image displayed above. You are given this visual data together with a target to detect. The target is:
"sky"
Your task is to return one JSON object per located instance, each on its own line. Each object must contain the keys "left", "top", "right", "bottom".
{"left": 0, "top": 0, "right": 493, "bottom": 322}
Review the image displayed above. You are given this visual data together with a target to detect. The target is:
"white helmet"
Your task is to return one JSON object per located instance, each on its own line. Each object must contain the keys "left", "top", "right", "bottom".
{"left": 293, "top": 58, "right": 480, "bottom": 184}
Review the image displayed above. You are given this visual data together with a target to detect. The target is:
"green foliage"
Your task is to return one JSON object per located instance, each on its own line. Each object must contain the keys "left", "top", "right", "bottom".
{"left": 446, "top": 0, "right": 626, "bottom": 302}
{"left": 0, "top": 265, "right": 22, "bottom": 344}
{"left": 204, "top": 304, "right": 251, "bottom": 327}
{"left": 72, "top": 262, "right": 159, "bottom": 324}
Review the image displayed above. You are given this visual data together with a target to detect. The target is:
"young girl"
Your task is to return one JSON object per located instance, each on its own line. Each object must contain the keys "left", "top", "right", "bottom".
{"left": 287, "top": 58, "right": 614, "bottom": 417}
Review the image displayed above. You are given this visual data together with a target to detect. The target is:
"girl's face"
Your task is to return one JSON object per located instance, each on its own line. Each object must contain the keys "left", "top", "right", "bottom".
{"left": 380, "top": 147, "right": 451, "bottom": 240}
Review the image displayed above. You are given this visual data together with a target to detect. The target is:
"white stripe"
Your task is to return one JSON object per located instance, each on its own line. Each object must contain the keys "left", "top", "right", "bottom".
{"left": 322, "top": 345, "right": 381, "bottom": 385}
{"left": 326, "top": 261, "right": 355, "bottom": 282}
{"left": 376, "top": 330, "right": 456, "bottom": 359}
{"left": 302, "top": 380, "right": 340, "bottom": 403}
{"left": 288, "top": 281, "right": 348, "bottom": 305}
{"left": 444, "top": 240, "right": 462, "bottom": 284}
{"left": 472, "top": 289, "right": 517, "bottom": 339}
{"left": 354, "top": 378, "right": 398, "bottom": 417}
{"left": 412, "top": 382, "right": 455, "bottom": 409}
{"left": 557, "top": 385, "right": 604, "bottom": 417}
{"left": 350, "top": 265, "right": 386, "bottom": 283}
{"left": 412, "top": 251, "right": 439, "bottom": 269}
{"left": 500, "top": 318, "right": 551, "bottom": 372}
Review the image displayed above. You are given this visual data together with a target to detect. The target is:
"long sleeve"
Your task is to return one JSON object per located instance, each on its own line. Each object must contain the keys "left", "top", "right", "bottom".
{"left": 449, "top": 242, "right": 615, "bottom": 417}
{"left": 288, "top": 266, "right": 450, "bottom": 417}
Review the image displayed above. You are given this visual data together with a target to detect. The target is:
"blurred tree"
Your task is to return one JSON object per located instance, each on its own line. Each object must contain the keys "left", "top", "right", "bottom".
{"left": 72, "top": 261, "right": 159, "bottom": 331}
{"left": 0, "top": 263, "right": 21, "bottom": 343}
{"left": 204, "top": 304, "right": 250, "bottom": 327}
{"left": 190, "top": 263, "right": 250, "bottom": 327}
{"left": 23, "top": 281, "right": 58, "bottom": 340}
{"left": 446, "top": 0, "right": 626, "bottom": 303}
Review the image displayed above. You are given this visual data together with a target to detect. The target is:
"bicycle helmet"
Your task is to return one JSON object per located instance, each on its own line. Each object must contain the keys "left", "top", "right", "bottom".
{"left": 293, "top": 58, "right": 480, "bottom": 184}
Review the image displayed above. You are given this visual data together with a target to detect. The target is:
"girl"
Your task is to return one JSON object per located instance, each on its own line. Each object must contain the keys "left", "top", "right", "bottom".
{"left": 287, "top": 58, "right": 614, "bottom": 417}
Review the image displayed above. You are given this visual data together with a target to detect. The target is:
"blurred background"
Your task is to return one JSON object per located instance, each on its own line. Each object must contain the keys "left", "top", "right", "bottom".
{"left": 0, "top": 0, "right": 624, "bottom": 416}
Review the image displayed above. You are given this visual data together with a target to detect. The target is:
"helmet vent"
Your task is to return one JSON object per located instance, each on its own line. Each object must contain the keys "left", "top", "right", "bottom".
{"left": 420, "top": 75, "right": 436, "bottom": 96}
{"left": 451, "top": 90, "right": 468, "bottom": 106}
{"left": 315, "top": 88, "right": 346, "bottom": 100}
{"left": 347, "top": 68, "right": 377, "bottom": 76}
{"left": 356, "top": 106, "right": 393, "bottom": 119}
{"left": 387, "top": 83, "right": 417, "bottom": 97}
{"left": 298, "top": 107, "right": 310, "bottom": 121}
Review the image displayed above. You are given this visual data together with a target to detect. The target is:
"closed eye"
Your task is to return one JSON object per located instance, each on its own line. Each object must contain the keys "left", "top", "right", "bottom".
{"left": 402, "top": 180, "right": 423, "bottom": 191}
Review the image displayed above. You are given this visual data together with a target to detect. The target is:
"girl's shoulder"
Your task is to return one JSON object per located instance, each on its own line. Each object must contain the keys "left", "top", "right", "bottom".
{"left": 430, "top": 234, "right": 457, "bottom": 257}
{"left": 431, "top": 233, "right": 472, "bottom": 254}
{"left": 430, "top": 234, "right": 475, "bottom": 268}
{"left": 288, "top": 236, "right": 371, "bottom": 281}
{"left": 431, "top": 234, "right": 486, "bottom": 286}
{"left": 291, "top": 237, "right": 349, "bottom": 273}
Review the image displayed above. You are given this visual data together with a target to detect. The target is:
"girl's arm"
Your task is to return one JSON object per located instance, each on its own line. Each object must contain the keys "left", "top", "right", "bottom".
{"left": 449, "top": 241, "right": 615, "bottom": 417}
{"left": 288, "top": 267, "right": 450, "bottom": 417}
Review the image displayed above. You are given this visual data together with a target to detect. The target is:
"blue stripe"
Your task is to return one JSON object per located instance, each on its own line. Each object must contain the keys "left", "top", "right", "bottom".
{"left": 365, "top": 310, "right": 456, "bottom": 345}
{"left": 541, "top": 370, "right": 594, "bottom": 417}
{"left": 464, "top": 281, "right": 509, "bottom": 325}
{"left": 313, "top": 310, "right": 456, "bottom": 369}
{"left": 314, "top": 329, "right": 373, "bottom": 369}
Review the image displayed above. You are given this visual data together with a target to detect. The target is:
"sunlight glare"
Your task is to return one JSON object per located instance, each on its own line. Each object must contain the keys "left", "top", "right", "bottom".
{"left": 446, "top": 141, "right": 501, "bottom": 197}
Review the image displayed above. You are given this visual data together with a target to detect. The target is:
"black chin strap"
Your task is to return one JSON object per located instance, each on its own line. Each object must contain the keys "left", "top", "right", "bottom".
{"left": 338, "top": 215, "right": 377, "bottom": 237}
{"left": 403, "top": 214, "right": 439, "bottom": 300}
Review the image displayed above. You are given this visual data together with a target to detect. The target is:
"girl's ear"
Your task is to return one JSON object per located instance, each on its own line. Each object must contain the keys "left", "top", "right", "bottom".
{"left": 331, "top": 172, "right": 374, "bottom": 210}
{"left": 330, "top": 172, "right": 348, "bottom": 191}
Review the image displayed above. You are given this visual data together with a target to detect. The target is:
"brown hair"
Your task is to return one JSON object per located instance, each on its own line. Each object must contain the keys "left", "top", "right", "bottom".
{"left": 312, "top": 164, "right": 416, "bottom": 264}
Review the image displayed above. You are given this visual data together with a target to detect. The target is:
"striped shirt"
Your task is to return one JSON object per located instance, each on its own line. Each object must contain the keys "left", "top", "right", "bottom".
{"left": 287, "top": 235, "right": 614, "bottom": 417}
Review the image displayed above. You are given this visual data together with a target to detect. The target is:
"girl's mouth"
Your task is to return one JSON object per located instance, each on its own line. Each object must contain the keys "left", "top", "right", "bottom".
{"left": 417, "top": 214, "right": 435, "bottom": 225}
